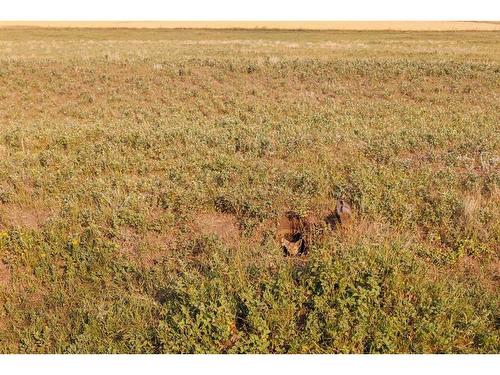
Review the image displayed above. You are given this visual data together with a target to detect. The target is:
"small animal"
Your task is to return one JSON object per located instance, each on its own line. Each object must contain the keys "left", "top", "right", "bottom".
{"left": 281, "top": 237, "right": 304, "bottom": 256}
{"left": 336, "top": 199, "right": 352, "bottom": 224}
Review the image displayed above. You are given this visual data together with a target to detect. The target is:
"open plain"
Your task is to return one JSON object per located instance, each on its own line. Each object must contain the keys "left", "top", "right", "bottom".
{"left": 0, "top": 26, "right": 499, "bottom": 353}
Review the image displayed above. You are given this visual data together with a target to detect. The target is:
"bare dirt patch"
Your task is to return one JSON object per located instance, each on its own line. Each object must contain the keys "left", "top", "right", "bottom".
{"left": 116, "top": 226, "right": 141, "bottom": 258}
{"left": 194, "top": 212, "right": 241, "bottom": 245}
{"left": 0, "top": 205, "right": 51, "bottom": 229}
{"left": 141, "top": 231, "right": 177, "bottom": 266}
{"left": 116, "top": 226, "right": 177, "bottom": 266}
{"left": 0, "top": 262, "right": 11, "bottom": 289}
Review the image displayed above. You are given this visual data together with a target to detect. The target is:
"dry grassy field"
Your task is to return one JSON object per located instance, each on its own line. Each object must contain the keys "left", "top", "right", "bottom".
{"left": 0, "top": 27, "right": 499, "bottom": 353}
{"left": 2, "top": 21, "right": 500, "bottom": 30}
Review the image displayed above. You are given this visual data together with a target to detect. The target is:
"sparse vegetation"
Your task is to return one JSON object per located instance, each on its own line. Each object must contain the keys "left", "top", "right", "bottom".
{"left": 0, "top": 28, "right": 498, "bottom": 353}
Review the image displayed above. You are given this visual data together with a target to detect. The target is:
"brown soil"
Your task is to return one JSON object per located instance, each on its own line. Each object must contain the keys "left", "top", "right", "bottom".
{"left": 0, "top": 262, "right": 11, "bottom": 289}
{"left": 276, "top": 211, "right": 327, "bottom": 256}
{"left": 141, "top": 231, "right": 177, "bottom": 266}
{"left": 194, "top": 212, "right": 240, "bottom": 245}
{"left": 0, "top": 205, "right": 51, "bottom": 229}
{"left": 276, "top": 211, "right": 303, "bottom": 242}
{"left": 117, "top": 226, "right": 141, "bottom": 258}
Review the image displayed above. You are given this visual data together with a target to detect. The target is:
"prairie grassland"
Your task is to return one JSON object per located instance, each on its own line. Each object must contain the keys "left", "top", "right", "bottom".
{"left": 2, "top": 21, "right": 500, "bottom": 30}
{"left": 0, "top": 28, "right": 499, "bottom": 353}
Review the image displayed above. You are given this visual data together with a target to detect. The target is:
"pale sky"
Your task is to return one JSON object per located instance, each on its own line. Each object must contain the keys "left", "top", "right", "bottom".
{"left": 1, "top": 0, "right": 499, "bottom": 20}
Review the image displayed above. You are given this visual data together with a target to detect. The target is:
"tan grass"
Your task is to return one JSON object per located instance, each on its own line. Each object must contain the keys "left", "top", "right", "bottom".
{"left": 1, "top": 21, "right": 500, "bottom": 30}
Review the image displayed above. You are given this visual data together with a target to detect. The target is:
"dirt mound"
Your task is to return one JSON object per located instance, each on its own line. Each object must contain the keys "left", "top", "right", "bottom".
{"left": 276, "top": 211, "right": 323, "bottom": 256}
{"left": 277, "top": 200, "right": 354, "bottom": 256}
{"left": 195, "top": 212, "right": 240, "bottom": 245}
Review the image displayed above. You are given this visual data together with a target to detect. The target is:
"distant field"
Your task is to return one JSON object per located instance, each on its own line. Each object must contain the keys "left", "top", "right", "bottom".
{"left": 1, "top": 21, "right": 500, "bottom": 30}
{"left": 0, "top": 27, "right": 499, "bottom": 354}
